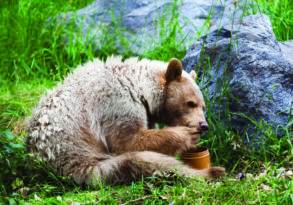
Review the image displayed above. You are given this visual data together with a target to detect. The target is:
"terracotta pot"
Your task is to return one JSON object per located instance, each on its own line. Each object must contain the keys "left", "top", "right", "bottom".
{"left": 181, "top": 147, "right": 211, "bottom": 169}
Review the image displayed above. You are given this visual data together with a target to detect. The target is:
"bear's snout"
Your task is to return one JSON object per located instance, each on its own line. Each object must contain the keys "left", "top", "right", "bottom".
{"left": 199, "top": 121, "right": 209, "bottom": 132}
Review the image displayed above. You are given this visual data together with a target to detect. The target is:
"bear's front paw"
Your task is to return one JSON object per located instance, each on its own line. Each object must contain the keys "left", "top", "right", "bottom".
{"left": 171, "top": 127, "right": 201, "bottom": 151}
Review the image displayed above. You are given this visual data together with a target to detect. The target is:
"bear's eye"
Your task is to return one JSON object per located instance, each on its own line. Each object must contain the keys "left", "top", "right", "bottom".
{"left": 186, "top": 101, "right": 197, "bottom": 108}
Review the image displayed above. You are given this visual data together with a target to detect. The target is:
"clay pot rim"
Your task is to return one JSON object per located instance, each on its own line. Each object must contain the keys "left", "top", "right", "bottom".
{"left": 181, "top": 155, "right": 208, "bottom": 159}
{"left": 186, "top": 147, "right": 208, "bottom": 153}
{"left": 181, "top": 146, "right": 211, "bottom": 169}
{"left": 181, "top": 147, "right": 209, "bottom": 158}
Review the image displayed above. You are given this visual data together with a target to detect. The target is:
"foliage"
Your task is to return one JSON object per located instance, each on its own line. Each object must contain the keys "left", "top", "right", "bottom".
{"left": 0, "top": 130, "right": 75, "bottom": 198}
{"left": 142, "top": 0, "right": 186, "bottom": 61}
{"left": 0, "top": 130, "right": 26, "bottom": 194}
{"left": 254, "top": 0, "right": 293, "bottom": 41}
{"left": 0, "top": 0, "right": 95, "bottom": 82}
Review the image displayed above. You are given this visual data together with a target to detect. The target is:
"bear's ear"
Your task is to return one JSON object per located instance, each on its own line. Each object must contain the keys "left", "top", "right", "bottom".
{"left": 190, "top": 70, "right": 197, "bottom": 81}
{"left": 165, "top": 58, "right": 183, "bottom": 82}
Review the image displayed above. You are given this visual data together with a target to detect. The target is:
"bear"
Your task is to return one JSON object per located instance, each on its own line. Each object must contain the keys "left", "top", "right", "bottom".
{"left": 26, "top": 56, "right": 225, "bottom": 185}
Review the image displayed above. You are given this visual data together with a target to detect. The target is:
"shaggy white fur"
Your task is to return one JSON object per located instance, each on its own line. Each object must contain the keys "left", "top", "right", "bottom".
{"left": 26, "top": 56, "right": 224, "bottom": 185}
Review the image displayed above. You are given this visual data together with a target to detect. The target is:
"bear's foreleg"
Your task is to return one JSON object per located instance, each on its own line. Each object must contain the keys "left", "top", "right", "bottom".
{"left": 111, "top": 126, "right": 200, "bottom": 156}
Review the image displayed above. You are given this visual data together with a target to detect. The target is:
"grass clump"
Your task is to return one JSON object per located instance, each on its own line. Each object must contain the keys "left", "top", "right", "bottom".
{"left": 0, "top": 0, "right": 95, "bottom": 82}
{"left": 254, "top": 0, "right": 293, "bottom": 41}
{"left": 142, "top": 0, "right": 186, "bottom": 61}
{"left": 0, "top": 80, "right": 55, "bottom": 130}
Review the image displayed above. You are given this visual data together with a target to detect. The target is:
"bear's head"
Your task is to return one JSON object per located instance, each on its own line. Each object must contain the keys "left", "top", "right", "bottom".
{"left": 160, "top": 58, "right": 208, "bottom": 133}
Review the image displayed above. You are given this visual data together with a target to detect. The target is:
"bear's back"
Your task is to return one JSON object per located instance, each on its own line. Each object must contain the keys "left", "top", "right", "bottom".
{"left": 27, "top": 57, "right": 166, "bottom": 156}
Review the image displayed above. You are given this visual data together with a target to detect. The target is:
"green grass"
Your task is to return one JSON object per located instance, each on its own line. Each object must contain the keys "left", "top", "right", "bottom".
{"left": 3, "top": 170, "right": 293, "bottom": 204}
{"left": 0, "top": 0, "right": 96, "bottom": 82}
{"left": 254, "top": 0, "right": 293, "bottom": 41}
{"left": 0, "top": 80, "right": 56, "bottom": 130}
{"left": 0, "top": 0, "right": 292, "bottom": 204}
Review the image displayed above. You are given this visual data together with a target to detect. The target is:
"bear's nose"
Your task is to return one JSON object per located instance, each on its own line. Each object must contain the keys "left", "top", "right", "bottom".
{"left": 199, "top": 121, "right": 209, "bottom": 132}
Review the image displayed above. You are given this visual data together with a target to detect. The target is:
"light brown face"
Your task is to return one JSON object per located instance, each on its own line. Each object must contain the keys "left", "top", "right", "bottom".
{"left": 161, "top": 59, "right": 208, "bottom": 133}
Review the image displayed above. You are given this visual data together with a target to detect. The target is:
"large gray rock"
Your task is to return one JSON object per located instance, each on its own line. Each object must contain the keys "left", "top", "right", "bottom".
{"left": 60, "top": 0, "right": 246, "bottom": 55}
{"left": 183, "top": 14, "right": 293, "bottom": 132}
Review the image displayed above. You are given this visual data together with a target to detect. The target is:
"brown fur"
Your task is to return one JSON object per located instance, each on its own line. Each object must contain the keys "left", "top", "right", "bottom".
{"left": 27, "top": 57, "right": 225, "bottom": 186}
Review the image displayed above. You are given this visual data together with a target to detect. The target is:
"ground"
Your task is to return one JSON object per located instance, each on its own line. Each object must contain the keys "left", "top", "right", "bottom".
{"left": 0, "top": 0, "right": 292, "bottom": 204}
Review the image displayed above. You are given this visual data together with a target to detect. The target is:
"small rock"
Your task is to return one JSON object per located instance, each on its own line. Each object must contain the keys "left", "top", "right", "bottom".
{"left": 255, "top": 171, "right": 267, "bottom": 180}
{"left": 260, "top": 183, "right": 272, "bottom": 191}
{"left": 284, "top": 170, "right": 293, "bottom": 178}
{"left": 236, "top": 172, "right": 245, "bottom": 180}
{"left": 56, "top": 196, "right": 62, "bottom": 201}
{"left": 276, "top": 167, "right": 286, "bottom": 178}
{"left": 17, "top": 187, "right": 30, "bottom": 197}
{"left": 246, "top": 173, "right": 253, "bottom": 179}
{"left": 69, "top": 202, "right": 81, "bottom": 205}
{"left": 34, "top": 193, "right": 41, "bottom": 201}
